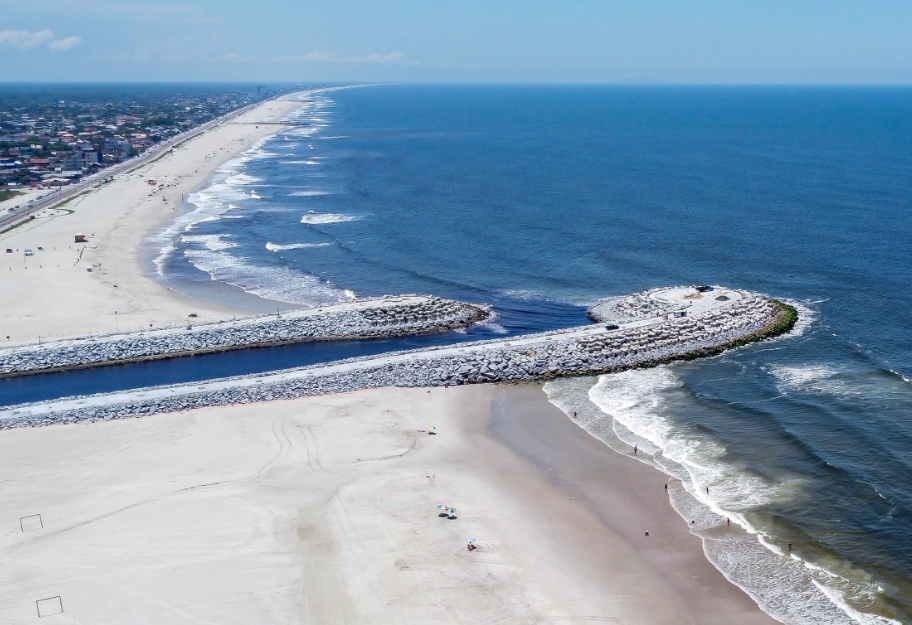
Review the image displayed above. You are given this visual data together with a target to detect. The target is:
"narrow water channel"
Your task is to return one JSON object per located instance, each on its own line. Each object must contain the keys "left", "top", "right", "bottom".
{"left": 0, "top": 301, "right": 590, "bottom": 407}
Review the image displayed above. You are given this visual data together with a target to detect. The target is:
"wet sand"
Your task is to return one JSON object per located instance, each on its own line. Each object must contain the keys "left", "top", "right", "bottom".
{"left": 489, "top": 384, "right": 778, "bottom": 624}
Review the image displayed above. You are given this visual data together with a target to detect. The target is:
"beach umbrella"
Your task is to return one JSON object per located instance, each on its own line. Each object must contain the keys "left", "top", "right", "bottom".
{"left": 447, "top": 508, "right": 457, "bottom": 515}
{"left": 427, "top": 426, "right": 436, "bottom": 431}
{"left": 467, "top": 538, "right": 475, "bottom": 543}
{"left": 436, "top": 505, "right": 448, "bottom": 510}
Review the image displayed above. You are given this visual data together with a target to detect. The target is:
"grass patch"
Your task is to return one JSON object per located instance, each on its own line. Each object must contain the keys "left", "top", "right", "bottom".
{"left": 0, "top": 189, "right": 23, "bottom": 203}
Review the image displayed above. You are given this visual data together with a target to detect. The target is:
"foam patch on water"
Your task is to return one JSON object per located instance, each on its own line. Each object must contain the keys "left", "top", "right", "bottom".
{"left": 182, "top": 234, "right": 237, "bottom": 252}
{"left": 225, "top": 173, "right": 261, "bottom": 186}
{"left": 265, "top": 242, "right": 332, "bottom": 252}
{"left": 289, "top": 190, "right": 333, "bottom": 197}
{"left": 768, "top": 363, "right": 905, "bottom": 400}
{"left": 768, "top": 364, "right": 841, "bottom": 393}
{"left": 300, "top": 213, "right": 360, "bottom": 225}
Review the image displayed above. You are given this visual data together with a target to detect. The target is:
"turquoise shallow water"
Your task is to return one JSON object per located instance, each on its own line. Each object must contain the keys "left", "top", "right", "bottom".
{"left": 19, "top": 85, "right": 912, "bottom": 623}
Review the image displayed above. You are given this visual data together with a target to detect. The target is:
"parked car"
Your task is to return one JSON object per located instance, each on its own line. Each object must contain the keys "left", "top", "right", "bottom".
{"left": 605, "top": 324, "right": 620, "bottom": 331}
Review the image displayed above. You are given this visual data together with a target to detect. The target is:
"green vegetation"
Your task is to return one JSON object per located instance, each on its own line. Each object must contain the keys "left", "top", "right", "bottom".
{"left": 0, "top": 189, "right": 23, "bottom": 202}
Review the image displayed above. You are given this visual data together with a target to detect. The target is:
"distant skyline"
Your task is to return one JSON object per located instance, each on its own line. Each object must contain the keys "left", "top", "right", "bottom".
{"left": 2, "top": 0, "right": 912, "bottom": 84}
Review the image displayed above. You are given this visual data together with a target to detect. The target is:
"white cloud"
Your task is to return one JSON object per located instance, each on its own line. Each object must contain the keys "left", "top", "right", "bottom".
{"left": 0, "top": 30, "right": 54, "bottom": 49}
{"left": 351, "top": 52, "right": 404, "bottom": 64}
{"left": 271, "top": 51, "right": 407, "bottom": 65}
{"left": 49, "top": 36, "right": 82, "bottom": 51}
{"left": 304, "top": 51, "right": 333, "bottom": 62}
{"left": 0, "top": 30, "right": 82, "bottom": 52}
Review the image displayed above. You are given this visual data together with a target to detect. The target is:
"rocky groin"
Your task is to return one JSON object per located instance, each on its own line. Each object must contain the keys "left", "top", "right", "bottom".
{"left": 0, "top": 295, "right": 490, "bottom": 377}
{"left": 0, "top": 288, "right": 797, "bottom": 429}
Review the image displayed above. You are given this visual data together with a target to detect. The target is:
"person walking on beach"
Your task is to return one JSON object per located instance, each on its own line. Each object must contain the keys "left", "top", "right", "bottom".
{"left": 634, "top": 444, "right": 637, "bottom": 455}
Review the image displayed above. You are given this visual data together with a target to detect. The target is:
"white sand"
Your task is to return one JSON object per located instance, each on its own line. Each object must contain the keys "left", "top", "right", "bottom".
{"left": 0, "top": 94, "right": 306, "bottom": 345}
{"left": 0, "top": 385, "right": 777, "bottom": 624}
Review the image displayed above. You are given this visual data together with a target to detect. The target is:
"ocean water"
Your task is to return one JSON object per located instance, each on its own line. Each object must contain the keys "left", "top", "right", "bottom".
{"left": 145, "top": 85, "right": 912, "bottom": 624}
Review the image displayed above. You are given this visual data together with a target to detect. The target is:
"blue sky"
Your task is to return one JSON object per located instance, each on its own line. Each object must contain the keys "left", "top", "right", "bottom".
{"left": 1, "top": 0, "right": 911, "bottom": 83}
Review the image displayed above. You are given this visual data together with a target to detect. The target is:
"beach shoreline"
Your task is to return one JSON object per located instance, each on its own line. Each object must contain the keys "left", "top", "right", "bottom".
{"left": 0, "top": 383, "right": 780, "bottom": 624}
{"left": 0, "top": 92, "right": 311, "bottom": 345}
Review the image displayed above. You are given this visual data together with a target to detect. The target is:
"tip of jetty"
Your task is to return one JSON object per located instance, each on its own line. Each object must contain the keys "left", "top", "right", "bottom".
{"left": 0, "top": 286, "right": 797, "bottom": 429}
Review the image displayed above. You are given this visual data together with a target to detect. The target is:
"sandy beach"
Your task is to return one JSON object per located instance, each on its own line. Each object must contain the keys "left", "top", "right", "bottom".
{"left": 0, "top": 93, "right": 306, "bottom": 345}
{"left": 0, "top": 384, "right": 777, "bottom": 624}
{"left": 0, "top": 87, "right": 781, "bottom": 624}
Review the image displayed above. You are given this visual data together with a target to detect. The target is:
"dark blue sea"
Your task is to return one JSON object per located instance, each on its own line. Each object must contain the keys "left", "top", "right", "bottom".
{"left": 62, "top": 85, "right": 912, "bottom": 623}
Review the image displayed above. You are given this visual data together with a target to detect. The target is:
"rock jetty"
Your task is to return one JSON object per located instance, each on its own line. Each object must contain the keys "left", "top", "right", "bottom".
{"left": 0, "top": 287, "right": 797, "bottom": 429}
{"left": 0, "top": 295, "right": 490, "bottom": 377}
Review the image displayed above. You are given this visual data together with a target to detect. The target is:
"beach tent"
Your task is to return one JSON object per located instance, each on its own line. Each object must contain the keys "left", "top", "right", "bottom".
{"left": 24, "top": 249, "right": 34, "bottom": 256}
{"left": 74, "top": 233, "right": 87, "bottom": 243}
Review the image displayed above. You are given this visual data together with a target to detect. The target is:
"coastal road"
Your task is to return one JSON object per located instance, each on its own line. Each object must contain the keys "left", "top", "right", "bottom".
{"left": 0, "top": 95, "right": 291, "bottom": 233}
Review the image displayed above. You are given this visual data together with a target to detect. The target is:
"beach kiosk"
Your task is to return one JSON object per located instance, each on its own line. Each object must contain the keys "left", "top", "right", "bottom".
{"left": 74, "top": 233, "right": 88, "bottom": 243}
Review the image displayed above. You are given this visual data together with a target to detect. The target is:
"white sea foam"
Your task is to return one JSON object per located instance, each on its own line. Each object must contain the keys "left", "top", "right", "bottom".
{"left": 767, "top": 363, "right": 901, "bottom": 399}
{"left": 289, "top": 190, "right": 333, "bottom": 197}
{"left": 149, "top": 169, "right": 247, "bottom": 273}
{"left": 181, "top": 234, "right": 237, "bottom": 252}
{"left": 280, "top": 160, "right": 321, "bottom": 165}
{"left": 768, "top": 364, "right": 841, "bottom": 393}
{"left": 588, "top": 368, "right": 784, "bottom": 516}
{"left": 265, "top": 242, "right": 332, "bottom": 252}
{"left": 182, "top": 248, "right": 352, "bottom": 306}
{"left": 780, "top": 298, "right": 817, "bottom": 338}
{"left": 812, "top": 581, "right": 903, "bottom": 625}
{"left": 543, "top": 373, "right": 899, "bottom": 625}
{"left": 225, "top": 173, "right": 261, "bottom": 186}
{"left": 300, "top": 213, "right": 360, "bottom": 225}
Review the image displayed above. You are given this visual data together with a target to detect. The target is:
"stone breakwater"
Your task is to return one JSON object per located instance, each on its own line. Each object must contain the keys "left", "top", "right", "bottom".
{"left": 0, "top": 288, "right": 797, "bottom": 429}
{"left": 0, "top": 295, "right": 490, "bottom": 377}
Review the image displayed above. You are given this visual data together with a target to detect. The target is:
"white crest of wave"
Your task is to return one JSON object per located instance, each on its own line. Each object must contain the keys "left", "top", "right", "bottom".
{"left": 225, "top": 173, "right": 261, "bottom": 186}
{"left": 265, "top": 242, "right": 331, "bottom": 252}
{"left": 182, "top": 248, "right": 353, "bottom": 306}
{"left": 300, "top": 213, "right": 360, "bottom": 225}
{"left": 545, "top": 373, "right": 900, "bottom": 625}
{"left": 587, "top": 368, "right": 783, "bottom": 516}
{"left": 780, "top": 298, "right": 817, "bottom": 338}
{"left": 148, "top": 162, "right": 248, "bottom": 274}
{"left": 812, "top": 581, "right": 903, "bottom": 625}
{"left": 290, "top": 190, "right": 333, "bottom": 197}
{"left": 181, "top": 234, "right": 237, "bottom": 252}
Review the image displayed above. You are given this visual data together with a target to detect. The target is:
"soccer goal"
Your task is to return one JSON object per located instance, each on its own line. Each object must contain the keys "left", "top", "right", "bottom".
{"left": 19, "top": 514, "right": 43, "bottom": 532}
{"left": 36, "top": 596, "right": 63, "bottom": 617}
